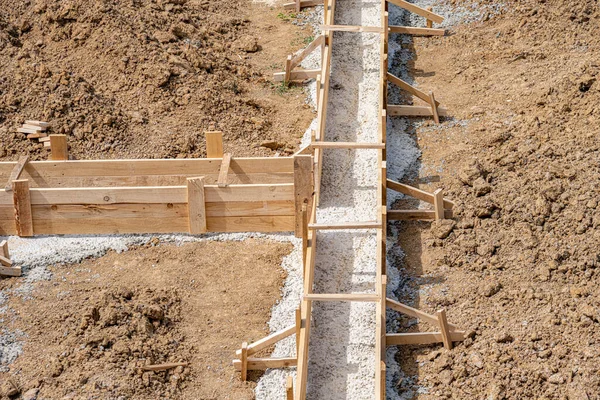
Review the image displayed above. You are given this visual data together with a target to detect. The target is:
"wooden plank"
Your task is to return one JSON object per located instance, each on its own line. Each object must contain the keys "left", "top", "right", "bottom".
{"left": 386, "top": 298, "right": 460, "bottom": 330}
{"left": 273, "top": 69, "right": 321, "bottom": 82}
{"left": 295, "top": 0, "right": 300, "bottom": 13}
{"left": 426, "top": 7, "right": 434, "bottom": 27}
{"left": 141, "top": 362, "right": 188, "bottom": 371}
{"left": 187, "top": 177, "right": 207, "bottom": 234}
{"left": 22, "top": 124, "right": 45, "bottom": 131}
{"left": 386, "top": 331, "right": 465, "bottom": 346}
{"left": 0, "top": 240, "right": 8, "bottom": 258}
{"left": 206, "top": 200, "right": 294, "bottom": 217}
{"left": 217, "top": 153, "right": 232, "bottom": 188}
{"left": 205, "top": 131, "right": 223, "bottom": 158}
{"left": 283, "top": 0, "right": 323, "bottom": 9}
{"left": 4, "top": 156, "right": 29, "bottom": 192}
{"left": 0, "top": 254, "right": 12, "bottom": 267}
{"left": 429, "top": 92, "right": 440, "bottom": 124}
{"left": 43, "top": 142, "right": 51, "bottom": 148}
{"left": 295, "top": 306, "right": 301, "bottom": 357}
{"left": 310, "top": 142, "right": 385, "bottom": 149}
{"left": 388, "top": 26, "right": 445, "bottom": 36}
{"left": 433, "top": 188, "right": 444, "bottom": 220}
{"left": 49, "top": 135, "right": 68, "bottom": 161}
{"left": 0, "top": 264, "right": 21, "bottom": 277}
{"left": 12, "top": 180, "right": 33, "bottom": 237}
{"left": 387, "top": 104, "right": 449, "bottom": 117}
{"left": 387, "top": 72, "right": 440, "bottom": 106}
{"left": 286, "top": 375, "right": 294, "bottom": 400}
{"left": 233, "top": 357, "right": 297, "bottom": 371}
{"left": 290, "top": 35, "right": 325, "bottom": 71}
{"left": 285, "top": 55, "right": 293, "bottom": 83}
{"left": 387, "top": 0, "right": 444, "bottom": 23}
{"left": 386, "top": 179, "right": 455, "bottom": 209}
{"left": 235, "top": 325, "right": 296, "bottom": 356}
{"left": 387, "top": 209, "right": 453, "bottom": 220}
{"left": 25, "top": 120, "right": 49, "bottom": 128}
{"left": 39, "top": 137, "right": 50, "bottom": 143}
{"left": 17, "top": 127, "right": 42, "bottom": 134}
{"left": 437, "top": 309, "right": 452, "bottom": 350}
{"left": 301, "top": 204, "right": 308, "bottom": 270}
{"left": 303, "top": 293, "right": 380, "bottom": 302}
{"left": 320, "top": 24, "right": 384, "bottom": 33}
{"left": 26, "top": 132, "right": 47, "bottom": 139}
{"left": 308, "top": 221, "right": 381, "bottom": 230}
{"left": 293, "top": 155, "right": 313, "bottom": 237}
{"left": 241, "top": 342, "right": 248, "bottom": 381}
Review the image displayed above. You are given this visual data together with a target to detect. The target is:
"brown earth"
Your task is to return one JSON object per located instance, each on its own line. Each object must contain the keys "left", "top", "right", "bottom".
{"left": 0, "top": 0, "right": 316, "bottom": 160}
{"left": 391, "top": 0, "right": 600, "bottom": 399}
{"left": 0, "top": 239, "right": 291, "bottom": 399}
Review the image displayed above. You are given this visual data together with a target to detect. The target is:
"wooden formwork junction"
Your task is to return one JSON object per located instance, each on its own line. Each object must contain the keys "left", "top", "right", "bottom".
{"left": 0, "top": 132, "right": 313, "bottom": 238}
{"left": 234, "top": 1, "right": 467, "bottom": 399}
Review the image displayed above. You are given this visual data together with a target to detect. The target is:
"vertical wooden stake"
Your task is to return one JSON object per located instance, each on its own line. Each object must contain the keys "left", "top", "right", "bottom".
{"left": 429, "top": 92, "right": 440, "bottom": 124}
{"left": 295, "top": 306, "right": 301, "bottom": 357}
{"left": 205, "top": 131, "right": 223, "bottom": 158}
{"left": 217, "top": 153, "right": 232, "bottom": 188}
{"left": 187, "top": 177, "right": 207, "bottom": 234}
{"left": 316, "top": 74, "right": 321, "bottom": 105}
{"left": 380, "top": 361, "right": 386, "bottom": 400}
{"left": 241, "top": 342, "right": 248, "bottom": 381}
{"left": 301, "top": 204, "right": 308, "bottom": 272}
{"left": 426, "top": 7, "right": 433, "bottom": 28}
{"left": 12, "top": 179, "right": 33, "bottom": 237}
{"left": 294, "top": 155, "right": 313, "bottom": 237}
{"left": 286, "top": 375, "right": 294, "bottom": 400}
{"left": 433, "top": 188, "right": 444, "bottom": 221}
{"left": 49, "top": 134, "right": 68, "bottom": 160}
{"left": 0, "top": 240, "right": 8, "bottom": 259}
{"left": 295, "top": 0, "right": 300, "bottom": 13}
{"left": 437, "top": 309, "right": 452, "bottom": 350}
{"left": 285, "top": 55, "right": 293, "bottom": 84}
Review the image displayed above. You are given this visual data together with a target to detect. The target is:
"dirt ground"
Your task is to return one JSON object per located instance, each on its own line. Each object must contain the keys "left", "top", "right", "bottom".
{"left": 0, "top": 239, "right": 291, "bottom": 399}
{"left": 391, "top": 0, "right": 600, "bottom": 399}
{"left": 0, "top": 0, "right": 316, "bottom": 160}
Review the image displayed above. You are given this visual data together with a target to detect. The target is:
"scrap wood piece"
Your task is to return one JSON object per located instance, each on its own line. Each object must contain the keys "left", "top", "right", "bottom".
{"left": 25, "top": 120, "right": 49, "bottom": 128}
{"left": 205, "top": 131, "right": 223, "bottom": 158}
{"left": 22, "top": 124, "right": 45, "bottom": 132}
{"left": 387, "top": 0, "right": 444, "bottom": 23}
{"left": 17, "top": 127, "right": 43, "bottom": 135}
{"left": 5, "top": 156, "right": 30, "bottom": 192}
{"left": 141, "top": 362, "right": 188, "bottom": 371}
{"left": 26, "top": 132, "right": 47, "bottom": 139}
{"left": 49, "top": 134, "right": 68, "bottom": 161}
{"left": 217, "top": 153, "right": 232, "bottom": 187}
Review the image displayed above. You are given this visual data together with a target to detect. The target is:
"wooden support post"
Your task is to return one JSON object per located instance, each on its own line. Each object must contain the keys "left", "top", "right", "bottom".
{"left": 429, "top": 91, "right": 440, "bottom": 123}
{"left": 285, "top": 55, "right": 293, "bottom": 84}
{"left": 437, "top": 309, "right": 453, "bottom": 350}
{"left": 12, "top": 179, "right": 33, "bottom": 237}
{"left": 1, "top": 240, "right": 8, "bottom": 259}
{"left": 301, "top": 204, "right": 308, "bottom": 272}
{"left": 49, "top": 134, "right": 68, "bottom": 161}
{"left": 295, "top": 0, "right": 300, "bottom": 12}
{"left": 426, "top": 7, "right": 433, "bottom": 28}
{"left": 316, "top": 74, "right": 321, "bottom": 104}
{"left": 295, "top": 306, "right": 301, "bottom": 357}
{"left": 217, "top": 153, "right": 232, "bottom": 187}
{"left": 205, "top": 131, "right": 223, "bottom": 158}
{"left": 286, "top": 375, "right": 294, "bottom": 400}
{"left": 380, "top": 361, "right": 386, "bottom": 400}
{"left": 294, "top": 155, "right": 313, "bottom": 237}
{"left": 241, "top": 342, "right": 248, "bottom": 381}
{"left": 187, "top": 177, "right": 207, "bottom": 234}
{"left": 433, "top": 188, "right": 444, "bottom": 221}
{"left": 4, "top": 155, "right": 29, "bottom": 192}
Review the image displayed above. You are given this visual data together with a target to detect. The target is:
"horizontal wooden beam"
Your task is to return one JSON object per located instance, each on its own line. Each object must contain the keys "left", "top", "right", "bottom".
{"left": 310, "top": 142, "right": 385, "bottom": 149}
{"left": 283, "top": 0, "right": 323, "bottom": 9}
{"left": 304, "top": 293, "right": 380, "bottom": 302}
{"left": 388, "top": 26, "right": 445, "bottom": 36}
{"left": 232, "top": 357, "right": 297, "bottom": 371}
{"left": 386, "top": 331, "right": 465, "bottom": 346}
{"left": 273, "top": 69, "right": 321, "bottom": 82}
{"left": 321, "top": 24, "right": 383, "bottom": 33}
{"left": 387, "top": 209, "right": 453, "bottom": 220}
{"left": 387, "top": 0, "right": 444, "bottom": 23}
{"left": 308, "top": 221, "right": 382, "bottom": 230}
{"left": 387, "top": 105, "right": 449, "bottom": 117}
{"left": 386, "top": 179, "right": 455, "bottom": 209}
{"left": 0, "top": 265, "right": 21, "bottom": 277}
{"left": 235, "top": 325, "right": 296, "bottom": 356}
{"left": 386, "top": 298, "right": 460, "bottom": 330}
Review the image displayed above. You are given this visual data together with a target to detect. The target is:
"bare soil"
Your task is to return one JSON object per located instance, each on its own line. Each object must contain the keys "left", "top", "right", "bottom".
{"left": 391, "top": 1, "right": 600, "bottom": 399}
{"left": 0, "top": 239, "right": 291, "bottom": 399}
{"left": 0, "top": 0, "right": 316, "bottom": 160}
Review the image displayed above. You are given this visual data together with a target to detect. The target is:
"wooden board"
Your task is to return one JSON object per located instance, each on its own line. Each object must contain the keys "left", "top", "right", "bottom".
{"left": 187, "top": 177, "right": 207, "bottom": 234}
{"left": 293, "top": 155, "right": 313, "bottom": 237}
{"left": 290, "top": 35, "right": 325, "bottom": 71}
{"left": 235, "top": 325, "right": 295, "bottom": 356}
{"left": 273, "top": 69, "right": 321, "bottom": 82}
{"left": 4, "top": 156, "right": 29, "bottom": 191}
{"left": 387, "top": 209, "right": 453, "bottom": 220}
{"left": 49, "top": 135, "right": 68, "bottom": 160}
{"left": 205, "top": 131, "right": 223, "bottom": 158}
{"left": 25, "top": 120, "right": 49, "bottom": 128}
{"left": 388, "top": 26, "right": 445, "bottom": 36}
{"left": 386, "top": 0, "right": 444, "bottom": 23}
{"left": 283, "top": 0, "right": 323, "bottom": 9}
{"left": 320, "top": 24, "right": 383, "bottom": 33}
{"left": 387, "top": 104, "right": 449, "bottom": 117}
{"left": 217, "top": 153, "right": 232, "bottom": 187}
{"left": 303, "top": 293, "right": 380, "bottom": 302}
{"left": 386, "top": 179, "right": 455, "bottom": 209}
{"left": 233, "top": 357, "right": 297, "bottom": 371}
{"left": 386, "top": 331, "right": 465, "bottom": 346}
{"left": 387, "top": 72, "right": 440, "bottom": 106}
{"left": 12, "top": 180, "right": 33, "bottom": 237}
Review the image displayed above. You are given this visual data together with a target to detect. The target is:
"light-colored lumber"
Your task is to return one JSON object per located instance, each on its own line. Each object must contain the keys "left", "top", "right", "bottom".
{"left": 0, "top": 240, "right": 8, "bottom": 258}
{"left": 293, "top": 155, "right": 313, "bottom": 237}
{"left": 283, "top": 0, "right": 323, "bottom": 9}
{"left": 303, "top": 293, "right": 380, "bottom": 302}
{"left": 205, "top": 131, "right": 223, "bottom": 158}
{"left": 386, "top": 298, "right": 460, "bottom": 330}
{"left": 308, "top": 221, "right": 381, "bottom": 230}
{"left": 295, "top": 306, "right": 301, "bottom": 357}
{"left": 43, "top": 141, "right": 51, "bottom": 148}
{"left": 0, "top": 254, "right": 12, "bottom": 267}
{"left": 235, "top": 325, "right": 296, "bottom": 356}
{"left": 17, "top": 127, "right": 42, "bottom": 134}
{"left": 294, "top": 143, "right": 312, "bottom": 156}
{"left": 39, "top": 137, "right": 50, "bottom": 143}
{"left": 426, "top": 6, "right": 434, "bottom": 28}
{"left": 233, "top": 357, "right": 297, "bottom": 371}
{"left": 187, "top": 177, "right": 207, "bottom": 234}
{"left": 429, "top": 91, "right": 440, "bottom": 123}
{"left": 141, "top": 362, "right": 188, "bottom": 371}
{"left": 12, "top": 179, "right": 33, "bottom": 237}
{"left": 387, "top": 209, "right": 453, "bottom": 220}
{"left": 273, "top": 69, "right": 321, "bottom": 82}
{"left": 26, "top": 133, "right": 47, "bottom": 139}
{"left": 320, "top": 24, "right": 384, "bottom": 33}
{"left": 301, "top": 204, "right": 308, "bottom": 268}
{"left": 286, "top": 375, "right": 294, "bottom": 400}
{"left": 4, "top": 156, "right": 29, "bottom": 192}
{"left": 295, "top": 0, "right": 300, "bottom": 12}
{"left": 387, "top": 104, "right": 449, "bottom": 117}
{"left": 49, "top": 134, "right": 68, "bottom": 161}
{"left": 388, "top": 26, "right": 445, "bottom": 35}
{"left": 387, "top": 72, "right": 440, "bottom": 106}
{"left": 433, "top": 188, "right": 444, "bottom": 220}
{"left": 285, "top": 55, "right": 293, "bottom": 83}
{"left": 25, "top": 120, "right": 49, "bottom": 128}
{"left": 290, "top": 35, "right": 325, "bottom": 71}
{"left": 217, "top": 153, "right": 232, "bottom": 188}
{"left": 310, "top": 142, "right": 385, "bottom": 149}
{"left": 387, "top": 0, "right": 444, "bottom": 23}
{"left": 0, "top": 264, "right": 21, "bottom": 277}
{"left": 386, "top": 179, "right": 455, "bottom": 209}
{"left": 241, "top": 342, "right": 248, "bottom": 381}
{"left": 386, "top": 331, "right": 465, "bottom": 346}
{"left": 22, "top": 124, "right": 44, "bottom": 131}
{"left": 437, "top": 309, "right": 452, "bottom": 350}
